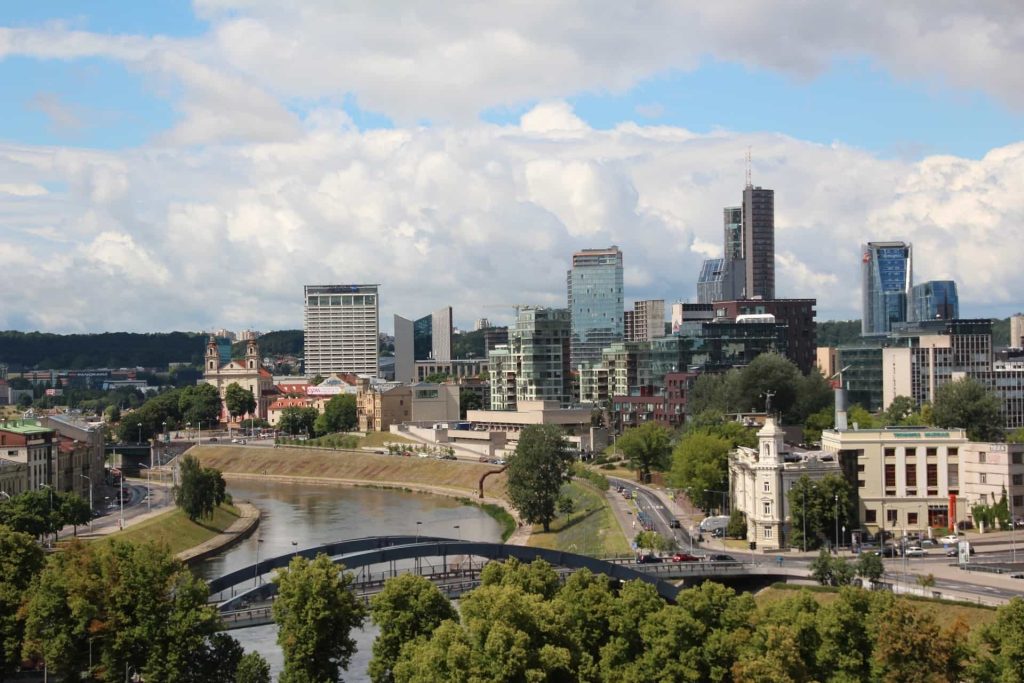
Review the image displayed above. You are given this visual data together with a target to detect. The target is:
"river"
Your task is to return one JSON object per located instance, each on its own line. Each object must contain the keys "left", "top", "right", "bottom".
{"left": 193, "top": 478, "right": 503, "bottom": 679}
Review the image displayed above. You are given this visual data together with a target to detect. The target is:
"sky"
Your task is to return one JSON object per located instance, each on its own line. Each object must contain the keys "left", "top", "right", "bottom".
{"left": 1, "top": 1, "right": 1023, "bottom": 334}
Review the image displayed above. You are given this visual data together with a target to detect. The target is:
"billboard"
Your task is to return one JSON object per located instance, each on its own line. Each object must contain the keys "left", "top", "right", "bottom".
{"left": 306, "top": 385, "right": 344, "bottom": 396}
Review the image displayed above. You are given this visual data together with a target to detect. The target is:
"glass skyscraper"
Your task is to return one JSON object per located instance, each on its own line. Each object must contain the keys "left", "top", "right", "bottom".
{"left": 909, "top": 280, "right": 959, "bottom": 322}
{"left": 567, "top": 246, "right": 624, "bottom": 369}
{"left": 861, "top": 242, "right": 912, "bottom": 336}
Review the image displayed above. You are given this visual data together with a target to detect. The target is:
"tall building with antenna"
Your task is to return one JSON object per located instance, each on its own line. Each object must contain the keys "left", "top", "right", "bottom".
{"left": 742, "top": 182, "right": 775, "bottom": 300}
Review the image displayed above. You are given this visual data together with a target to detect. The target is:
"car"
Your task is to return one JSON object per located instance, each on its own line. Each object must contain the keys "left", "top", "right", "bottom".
{"left": 711, "top": 528, "right": 725, "bottom": 538}
{"left": 708, "top": 553, "right": 737, "bottom": 562}
{"left": 904, "top": 546, "right": 926, "bottom": 557}
{"left": 669, "top": 519, "right": 681, "bottom": 529}
{"left": 946, "top": 544, "right": 977, "bottom": 557}
{"left": 919, "top": 538, "right": 938, "bottom": 548}
{"left": 671, "top": 552, "right": 700, "bottom": 562}
{"left": 638, "top": 554, "right": 663, "bottom": 564}
{"left": 208, "top": 437, "right": 219, "bottom": 442}
{"left": 940, "top": 534, "right": 961, "bottom": 545}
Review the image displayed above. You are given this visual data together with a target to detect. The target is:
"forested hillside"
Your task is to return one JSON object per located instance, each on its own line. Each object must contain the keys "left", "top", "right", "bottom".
{"left": 0, "top": 331, "right": 208, "bottom": 369}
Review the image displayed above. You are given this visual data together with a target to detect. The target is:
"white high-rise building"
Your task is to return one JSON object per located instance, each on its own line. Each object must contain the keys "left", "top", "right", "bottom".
{"left": 1011, "top": 313, "right": 1024, "bottom": 349}
{"left": 303, "top": 284, "right": 379, "bottom": 377}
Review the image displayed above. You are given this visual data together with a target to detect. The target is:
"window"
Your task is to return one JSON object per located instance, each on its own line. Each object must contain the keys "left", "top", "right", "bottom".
{"left": 763, "top": 526, "right": 772, "bottom": 539}
{"left": 908, "top": 512, "right": 919, "bottom": 526}
{"left": 927, "top": 463, "right": 938, "bottom": 488}
{"left": 979, "top": 452, "right": 987, "bottom": 464}
{"left": 980, "top": 473, "right": 987, "bottom": 485}
{"left": 1015, "top": 495, "right": 1024, "bottom": 508}
{"left": 949, "top": 447, "right": 959, "bottom": 456}
{"left": 887, "top": 509, "right": 898, "bottom": 524}
{"left": 885, "top": 447, "right": 896, "bottom": 457}
{"left": 858, "top": 480, "right": 866, "bottom": 488}
{"left": 948, "top": 463, "right": 959, "bottom": 488}
{"left": 865, "top": 509, "right": 877, "bottom": 523}
{"left": 1014, "top": 474, "right": 1023, "bottom": 486}
{"left": 905, "top": 463, "right": 917, "bottom": 487}
{"left": 763, "top": 502, "right": 772, "bottom": 516}
{"left": 1014, "top": 452, "right": 1023, "bottom": 465}
{"left": 885, "top": 464, "right": 896, "bottom": 488}
{"left": 857, "top": 463, "right": 865, "bottom": 472}
{"left": 927, "top": 447, "right": 937, "bottom": 456}
{"left": 763, "top": 481, "right": 770, "bottom": 493}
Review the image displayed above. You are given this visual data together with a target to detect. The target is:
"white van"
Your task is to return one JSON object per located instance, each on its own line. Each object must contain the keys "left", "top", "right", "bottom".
{"left": 699, "top": 515, "right": 730, "bottom": 533}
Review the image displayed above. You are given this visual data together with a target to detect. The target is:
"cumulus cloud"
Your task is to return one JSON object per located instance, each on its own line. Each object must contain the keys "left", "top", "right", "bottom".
{"left": 0, "top": 101, "right": 1022, "bottom": 333}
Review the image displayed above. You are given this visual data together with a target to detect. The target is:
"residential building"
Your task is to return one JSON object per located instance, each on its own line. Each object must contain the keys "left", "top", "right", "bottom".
{"left": 394, "top": 306, "right": 454, "bottom": 383}
{"left": 711, "top": 299, "right": 817, "bottom": 374}
{"left": 43, "top": 413, "right": 104, "bottom": 500}
{"left": 0, "top": 458, "right": 28, "bottom": 497}
{"left": 202, "top": 337, "right": 274, "bottom": 421}
{"left": 1011, "top": 314, "right": 1024, "bottom": 349}
{"left": 611, "top": 372, "right": 693, "bottom": 432}
{"left": 414, "top": 359, "right": 488, "bottom": 382}
{"left": 816, "top": 347, "right": 838, "bottom": 379}
{"left": 268, "top": 397, "right": 315, "bottom": 427}
{"left": 357, "top": 381, "right": 458, "bottom": 431}
{"left": 821, "top": 425, "right": 968, "bottom": 536}
{"left": 567, "top": 246, "right": 624, "bottom": 368}
{"left": 484, "top": 327, "right": 509, "bottom": 353}
{"left": 742, "top": 186, "right": 775, "bottom": 300}
{"left": 909, "top": 280, "right": 959, "bottom": 322}
{"left": 862, "top": 241, "right": 913, "bottom": 336}
{"left": 671, "top": 302, "right": 714, "bottom": 335}
{"left": 959, "top": 442, "right": 1024, "bottom": 529}
{"left": 486, "top": 307, "right": 572, "bottom": 410}
{"left": 626, "top": 300, "right": 666, "bottom": 342}
{"left": 0, "top": 420, "right": 55, "bottom": 492}
{"left": 303, "top": 284, "right": 380, "bottom": 377}
{"left": 623, "top": 310, "right": 635, "bottom": 343}
{"left": 474, "top": 318, "right": 491, "bottom": 332}
{"left": 730, "top": 416, "right": 842, "bottom": 550}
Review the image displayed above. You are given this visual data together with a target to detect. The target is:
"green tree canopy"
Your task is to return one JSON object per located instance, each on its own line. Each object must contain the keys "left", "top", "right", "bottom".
{"left": 321, "top": 393, "right": 358, "bottom": 433}
{"left": 883, "top": 395, "right": 918, "bottom": 425}
{"left": 932, "top": 377, "right": 1005, "bottom": 441}
{"left": 278, "top": 406, "right": 318, "bottom": 436}
{"left": 273, "top": 554, "right": 366, "bottom": 683}
{"left": 368, "top": 574, "right": 458, "bottom": 683}
{"left": 506, "top": 425, "right": 575, "bottom": 532}
{"left": 668, "top": 432, "right": 732, "bottom": 511}
{"left": 789, "top": 474, "right": 853, "bottom": 551}
{"left": 616, "top": 421, "right": 672, "bottom": 482}
{"left": 174, "top": 454, "right": 226, "bottom": 521}
{"left": 224, "top": 382, "right": 256, "bottom": 421}
{"left": 736, "top": 352, "right": 803, "bottom": 418}
{"left": 0, "top": 525, "right": 44, "bottom": 678}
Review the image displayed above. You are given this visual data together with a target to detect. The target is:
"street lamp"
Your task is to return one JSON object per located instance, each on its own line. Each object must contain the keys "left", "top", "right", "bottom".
{"left": 80, "top": 474, "right": 93, "bottom": 531}
{"left": 139, "top": 464, "right": 151, "bottom": 511}
{"left": 834, "top": 494, "right": 839, "bottom": 553}
{"left": 0, "top": 490, "right": 10, "bottom": 501}
{"left": 137, "top": 423, "right": 142, "bottom": 445}
{"left": 197, "top": 420, "right": 202, "bottom": 445}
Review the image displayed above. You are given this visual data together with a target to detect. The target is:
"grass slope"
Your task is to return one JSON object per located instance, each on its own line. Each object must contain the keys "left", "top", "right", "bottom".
{"left": 194, "top": 445, "right": 507, "bottom": 499}
{"left": 95, "top": 503, "right": 240, "bottom": 556}
{"left": 527, "top": 481, "right": 631, "bottom": 557}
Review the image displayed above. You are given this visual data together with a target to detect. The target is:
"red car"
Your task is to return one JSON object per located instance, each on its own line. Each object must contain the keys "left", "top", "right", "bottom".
{"left": 671, "top": 552, "right": 700, "bottom": 562}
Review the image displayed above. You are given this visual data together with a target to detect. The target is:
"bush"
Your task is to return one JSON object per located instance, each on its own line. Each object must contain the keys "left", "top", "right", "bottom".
{"left": 726, "top": 509, "right": 747, "bottom": 539}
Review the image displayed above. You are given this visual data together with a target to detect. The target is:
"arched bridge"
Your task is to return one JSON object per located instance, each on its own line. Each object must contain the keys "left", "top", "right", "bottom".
{"left": 208, "top": 536, "right": 805, "bottom": 630}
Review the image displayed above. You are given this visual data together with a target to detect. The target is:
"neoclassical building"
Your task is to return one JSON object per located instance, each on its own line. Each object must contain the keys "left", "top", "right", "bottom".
{"left": 202, "top": 336, "right": 274, "bottom": 422}
{"left": 730, "top": 417, "right": 841, "bottom": 550}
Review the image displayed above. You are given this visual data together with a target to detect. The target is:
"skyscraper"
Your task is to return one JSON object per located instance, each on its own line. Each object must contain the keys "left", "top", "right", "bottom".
{"left": 303, "top": 284, "right": 380, "bottom": 376}
{"left": 567, "top": 246, "right": 624, "bottom": 368}
{"left": 628, "top": 299, "right": 666, "bottom": 342}
{"left": 394, "top": 306, "right": 453, "bottom": 383}
{"left": 861, "top": 242, "right": 912, "bottom": 336}
{"left": 742, "top": 186, "right": 775, "bottom": 299}
{"left": 1010, "top": 314, "right": 1024, "bottom": 349}
{"left": 487, "top": 307, "right": 572, "bottom": 409}
{"left": 723, "top": 206, "right": 743, "bottom": 261}
{"left": 909, "top": 280, "right": 959, "bottom": 322}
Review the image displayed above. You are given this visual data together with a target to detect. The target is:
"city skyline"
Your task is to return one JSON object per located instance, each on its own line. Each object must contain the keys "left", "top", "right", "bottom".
{"left": 1, "top": 3, "right": 1023, "bottom": 333}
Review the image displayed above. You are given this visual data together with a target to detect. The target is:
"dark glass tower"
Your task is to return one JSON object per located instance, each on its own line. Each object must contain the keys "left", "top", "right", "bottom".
{"left": 861, "top": 241, "right": 912, "bottom": 335}
{"left": 742, "top": 186, "right": 775, "bottom": 299}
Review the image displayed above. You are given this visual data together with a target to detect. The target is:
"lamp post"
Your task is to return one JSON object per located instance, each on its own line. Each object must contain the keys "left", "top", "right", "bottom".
{"left": 834, "top": 494, "right": 839, "bottom": 552}
{"left": 139, "top": 464, "right": 150, "bottom": 511}
{"left": 197, "top": 420, "right": 202, "bottom": 445}
{"left": 80, "top": 474, "right": 93, "bottom": 530}
{"left": 137, "top": 423, "right": 142, "bottom": 445}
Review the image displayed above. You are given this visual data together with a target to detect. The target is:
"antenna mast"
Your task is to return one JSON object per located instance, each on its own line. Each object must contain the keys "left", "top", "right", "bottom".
{"left": 745, "top": 146, "right": 752, "bottom": 189}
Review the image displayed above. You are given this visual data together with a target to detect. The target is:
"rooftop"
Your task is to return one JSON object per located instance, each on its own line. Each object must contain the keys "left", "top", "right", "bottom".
{"left": 0, "top": 419, "right": 52, "bottom": 435}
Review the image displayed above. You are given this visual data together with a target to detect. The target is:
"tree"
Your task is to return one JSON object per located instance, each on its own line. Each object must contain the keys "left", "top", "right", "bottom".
{"left": 0, "top": 525, "right": 44, "bottom": 679}
{"left": 736, "top": 352, "right": 803, "bottom": 420}
{"left": 58, "top": 492, "right": 92, "bottom": 536}
{"left": 810, "top": 549, "right": 854, "bottom": 586}
{"left": 1008, "top": 428, "right": 1024, "bottom": 444}
{"left": 668, "top": 432, "right": 731, "bottom": 511}
{"left": 932, "top": 376, "right": 1004, "bottom": 442}
{"left": 803, "top": 406, "right": 834, "bottom": 446}
{"left": 178, "top": 383, "right": 222, "bottom": 427}
{"left": 506, "top": 425, "right": 575, "bottom": 532}
{"left": 321, "top": 394, "right": 357, "bottom": 433}
{"left": 235, "top": 652, "right": 272, "bottom": 683}
{"left": 869, "top": 599, "right": 969, "bottom": 683}
{"left": 278, "top": 406, "right": 318, "bottom": 436}
{"left": 616, "top": 422, "right": 672, "bottom": 483}
{"left": 789, "top": 474, "right": 852, "bottom": 551}
{"left": 790, "top": 369, "right": 835, "bottom": 425}
{"left": 0, "top": 489, "right": 54, "bottom": 539}
{"left": 971, "top": 597, "right": 1024, "bottom": 682}
{"left": 857, "top": 551, "right": 885, "bottom": 583}
{"left": 726, "top": 509, "right": 747, "bottom": 539}
{"left": 459, "top": 388, "right": 482, "bottom": 419}
{"left": 883, "top": 395, "right": 918, "bottom": 425}
{"left": 274, "top": 554, "right": 366, "bottom": 683}
{"left": 104, "top": 403, "right": 121, "bottom": 423}
{"left": 634, "top": 530, "right": 672, "bottom": 554}
{"left": 174, "top": 454, "right": 225, "bottom": 521}
{"left": 558, "top": 494, "right": 575, "bottom": 522}
{"left": 686, "top": 371, "right": 742, "bottom": 416}
{"left": 368, "top": 574, "right": 458, "bottom": 683}
{"left": 224, "top": 382, "right": 257, "bottom": 422}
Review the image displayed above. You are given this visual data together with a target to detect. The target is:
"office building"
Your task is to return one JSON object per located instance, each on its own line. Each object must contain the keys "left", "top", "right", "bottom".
{"left": 723, "top": 206, "right": 743, "bottom": 261}
{"left": 671, "top": 302, "right": 714, "bottom": 334}
{"left": 909, "top": 280, "right": 959, "bottom": 322}
{"left": 484, "top": 327, "right": 509, "bottom": 353}
{"left": 696, "top": 258, "right": 745, "bottom": 304}
{"left": 303, "top": 285, "right": 380, "bottom": 377}
{"left": 742, "top": 186, "right": 775, "bottom": 300}
{"left": 487, "top": 307, "right": 572, "bottom": 410}
{"left": 709, "top": 299, "right": 817, "bottom": 374}
{"left": 394, "top": 306, "right": 453, "bottom": 383}
{"left": 861, "top": 241, "right": 912, "bottom": 336}
{"left": 1011, "top": 314, "right": 1024, "bottom": 349}
{"left": 567, "top": 246, "right": 624, "bottom": 368}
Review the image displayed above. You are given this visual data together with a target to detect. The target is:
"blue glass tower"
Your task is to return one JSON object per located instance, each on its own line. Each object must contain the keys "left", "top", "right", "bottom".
{"left": 909, "top": 280, "right": 959, "bottom": 322}
{"left": 568, "top": 246, "right": 624, "bottom": 369}
{"left": 861, "top": 241, "right": 913, "bottom": 336}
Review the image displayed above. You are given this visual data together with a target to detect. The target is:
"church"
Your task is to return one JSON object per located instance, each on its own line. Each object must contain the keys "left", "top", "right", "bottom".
{"left": 201, "top": 336, "right": 274, "bottom": 423}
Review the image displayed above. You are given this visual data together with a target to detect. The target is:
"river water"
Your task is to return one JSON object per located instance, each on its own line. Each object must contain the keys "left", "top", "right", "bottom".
{"left": 192, "top": 478, "right": 503, "bottom": 680}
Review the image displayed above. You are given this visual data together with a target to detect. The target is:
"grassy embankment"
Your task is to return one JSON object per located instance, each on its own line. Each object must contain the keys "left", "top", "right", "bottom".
{"left": 193, "top": 444, "right": 508, "bottom": 500}
{"left": 758, "top": 584, "right": 997, "bottom": 632}
{"left": 92, "top": 503, "right": 241, "bottom": 556}
{"left": 527, "top": 480, "right": 631, "bottom": 557}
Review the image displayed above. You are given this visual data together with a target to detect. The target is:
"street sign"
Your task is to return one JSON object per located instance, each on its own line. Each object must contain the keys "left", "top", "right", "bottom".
{"left": 958, "top": 541, "right": 971, "bottom": 564}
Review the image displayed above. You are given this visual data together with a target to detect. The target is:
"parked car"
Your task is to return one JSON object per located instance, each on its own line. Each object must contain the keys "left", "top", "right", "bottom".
{"left": 638, "top": 554, "right": 663, "bottom": 564}
{"left": 940, "top": 534, "right": 961, "bottom": 545}
{"left": 946, "top": 544, "right": 976, "bottom": 557}
{"left": 669, "top": 519, "right": 681, "bottom": 529}
{"left": 919, "top": 538, "right": 938, "bottom": 548}
{"left": 708, "top": 554, "right": 737, "bottom": 562}
{"left": 671, "top": 552, "right": 700, "bottom": 562}
{"left": 904, "top": 546, "right": 926, "bottom": 558}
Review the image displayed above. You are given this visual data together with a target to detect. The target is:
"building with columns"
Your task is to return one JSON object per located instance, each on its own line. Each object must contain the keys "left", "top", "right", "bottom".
{"left": 202, "top": 336, "right": 274, "bottom": 422}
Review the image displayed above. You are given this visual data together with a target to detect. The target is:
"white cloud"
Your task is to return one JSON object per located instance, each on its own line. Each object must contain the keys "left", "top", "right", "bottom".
{"left": 0, "top": 183, "right": 47, "bottom": 196}
{"left": 0, "top": 103, "right": 1022, "bottom": 333}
